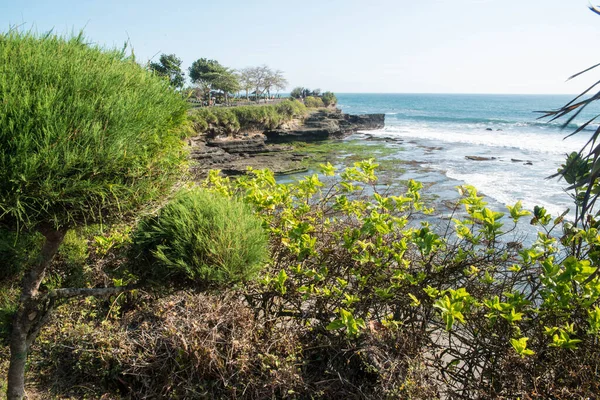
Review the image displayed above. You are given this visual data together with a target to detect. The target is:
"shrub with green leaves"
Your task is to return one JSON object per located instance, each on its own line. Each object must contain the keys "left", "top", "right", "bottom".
{"left": 133, "top": 188, "right": 268, "bottom": 288}
{"left": 201, "top": 162, "right": 600, "bottom": 398}
{"left": 304, "top": 96, "right": 325, "bottom": 108}
{"left": 321, "top": 91, "right": 337, "bottom": 107}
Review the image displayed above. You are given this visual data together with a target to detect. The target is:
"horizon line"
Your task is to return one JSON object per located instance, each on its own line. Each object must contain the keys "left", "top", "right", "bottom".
{"left": 329, "top": 92, "right": 580, "bottom": 96}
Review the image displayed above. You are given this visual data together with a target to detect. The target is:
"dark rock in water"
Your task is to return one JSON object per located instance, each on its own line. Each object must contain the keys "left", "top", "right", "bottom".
{"left": 365, "top": 136, "right": 404, "bottom": 143}
{"left": 496, "top": 129, "right": 503, "bottom": 131}
{"left": 512, "top": 158, "right": 533, "bottom": 165}
{"left": 265, "top": 109, "right": 385, "bottom": 143}
{"left": 485, "top": 128, "right": 493, "bottom": 131}
{"left": 465, "top": 156, "right": 496, "bottom": 161}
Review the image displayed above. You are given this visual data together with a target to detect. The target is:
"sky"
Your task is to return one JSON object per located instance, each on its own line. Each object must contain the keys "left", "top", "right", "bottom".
{"left": 2, "top": 0, "right": 600, "bottom": 94}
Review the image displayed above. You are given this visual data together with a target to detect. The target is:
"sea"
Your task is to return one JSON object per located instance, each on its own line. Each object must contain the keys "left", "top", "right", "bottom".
{"left": 334, "top": 93, "right": 596, "bottom": 220}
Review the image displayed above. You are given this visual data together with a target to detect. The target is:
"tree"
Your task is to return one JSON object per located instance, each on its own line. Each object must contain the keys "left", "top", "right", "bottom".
{"left": 322, "top": 91, "right": 337, "bottom": 107}
{"left": 148, "top": 53, "right": 185, "bottom": 89}
{"left": 248, "top": 65, "right": 269, "bottom": 103}
{"left": 238, "top": 67, "right": 254, "bottom": 100}
{"left": 189, "top": 58, "right": 239, "bottom": 105}
{"left": 0, "top": 31, "right": 188, "bottom": 399}
{"left": 264, "top": 69, "right": 288, "bottom": 99}
{"left": 290, "top": 86, "right": 304, "bottom": 99}
{"left": 538, "top": 6, "right": 600, "bottom": 227}
{"left": 214, "top": 70, "right": 240, "bottom": 105}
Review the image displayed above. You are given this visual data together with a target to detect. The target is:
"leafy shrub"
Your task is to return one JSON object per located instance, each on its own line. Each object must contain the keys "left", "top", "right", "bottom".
{"left": 132, "top": 188, "right": 268, "bottom": 288}
{"left": 276, "top": 99, "right": 308, "bottom": 118}
{"left": 201, "top": 163, "right": 600, "bottom": 398}
{"left": 321, "top": 91, "right": 337, "bottom": 107}
{"left": 304, "top": 96, "right": 324, "bottom": 108}
{"left": 15, "top": 162, "right": 600, "bottom": 399}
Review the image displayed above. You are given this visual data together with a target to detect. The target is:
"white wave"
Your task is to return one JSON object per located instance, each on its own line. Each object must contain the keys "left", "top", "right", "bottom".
{"left": 445, "top": 168, "right": 572, "bottom": 218}
{"left": 374, "top": 124, "right": 589, "bottom": 155}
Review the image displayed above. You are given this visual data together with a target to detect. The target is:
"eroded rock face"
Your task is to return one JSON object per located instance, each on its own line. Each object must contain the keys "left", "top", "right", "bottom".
{"left": 265, "top": 109, "right": 385, "bottom": 143}
{"left": 189, "top": 109, "right": 385, "bottom": 177}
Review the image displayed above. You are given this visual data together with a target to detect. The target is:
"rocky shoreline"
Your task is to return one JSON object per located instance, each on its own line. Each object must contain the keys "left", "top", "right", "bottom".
{"left": 189, "top": 108, "right": 384, "bottom": 177}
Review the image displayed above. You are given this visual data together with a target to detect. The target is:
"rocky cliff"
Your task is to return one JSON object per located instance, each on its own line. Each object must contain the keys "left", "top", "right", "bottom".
{"left": 190, "top": 108, "right": 385, "bottom": 177}
{"left": 265, "top": 109, "right": 385, "bottom": 142}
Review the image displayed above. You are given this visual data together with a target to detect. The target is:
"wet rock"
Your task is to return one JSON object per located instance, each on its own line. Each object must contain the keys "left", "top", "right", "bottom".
{"left": 465, "top": 156, "right": 496, "bottom": 161}
{"left": 486, "top": 128, "right": 493, "bottom": 131}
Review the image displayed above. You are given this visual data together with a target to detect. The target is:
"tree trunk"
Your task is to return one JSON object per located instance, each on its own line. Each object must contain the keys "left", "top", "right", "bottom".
{"left": 7, "top": 228, "right": 66, "bottom": 400}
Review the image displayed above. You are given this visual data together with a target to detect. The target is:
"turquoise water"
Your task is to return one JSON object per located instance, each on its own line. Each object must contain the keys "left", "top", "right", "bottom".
{"left": 335, "top": 93, "right": 597, "bottom": 217}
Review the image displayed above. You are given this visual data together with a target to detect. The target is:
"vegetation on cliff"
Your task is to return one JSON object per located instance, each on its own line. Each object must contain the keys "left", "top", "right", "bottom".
{"left": 188, "top": 99, "right": 308, "bottom": 137}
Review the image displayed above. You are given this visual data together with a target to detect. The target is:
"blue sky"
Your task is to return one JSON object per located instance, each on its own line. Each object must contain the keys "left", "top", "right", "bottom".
{"left": 2, "top": 0, "right": 600, "bottom": 94}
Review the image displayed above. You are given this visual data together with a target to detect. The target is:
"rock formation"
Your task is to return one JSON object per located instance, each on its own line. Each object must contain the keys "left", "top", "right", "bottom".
{"left": 189, "top": 108, "right": 385, "bottom": 177}
{"left": 265, "top": 109, "right": 385, "bottom": 142}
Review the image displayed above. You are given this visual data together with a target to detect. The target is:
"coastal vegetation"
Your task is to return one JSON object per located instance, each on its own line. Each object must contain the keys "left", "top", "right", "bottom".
{"left": 0, "top": 31, "right": 190, "bottom": 398}
{"left": 188, "top": 99, "right": 307, "bottom": 137}
{"left": 291, "top": 86, "right": 337, "bottom": 106}
{"left": 1, "top": 27, "right": 600, "bottom": 400}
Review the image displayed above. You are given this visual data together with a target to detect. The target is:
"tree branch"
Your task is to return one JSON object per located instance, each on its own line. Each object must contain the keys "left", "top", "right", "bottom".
{"left": 47, "top": 285, "right": 138, "bottom": 300}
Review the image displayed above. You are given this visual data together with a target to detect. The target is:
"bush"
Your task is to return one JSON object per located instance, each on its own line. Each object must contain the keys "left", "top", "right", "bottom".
{"left": 321, "top": 91, "right": 337, "bottom": 107}
{"left": 276, "top": 99, "right": 308, "bottom": 118}
{"left": 132, "top": 188, "right": 268, "bottom": 288}
{"left": 0, "top": 31, "right": 189, "bottom": 231}
{"left": 202, "top": 163, "right": 600, "bottom": 398}
{"left": 304, "top": 96, "right": 324, "bottom": 108}
{"left": 188, "top": 102, "right": 308, "bottom": 136}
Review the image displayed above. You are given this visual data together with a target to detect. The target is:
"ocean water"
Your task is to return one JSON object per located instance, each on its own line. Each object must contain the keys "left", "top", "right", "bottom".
{"left": 336, "top": 93, "right": 596, "bottom": 218}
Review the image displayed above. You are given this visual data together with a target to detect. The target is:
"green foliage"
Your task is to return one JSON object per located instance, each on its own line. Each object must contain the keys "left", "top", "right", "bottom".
{"left": 200, "top": 163, "right": 600, "bottom": 398}
{"left": 290, "top": 87, "right": 304, "bottom": 99}
{"left": 0, "top": 31, "right": 189, "bottom": 232}
{"left": 188, "top": 58, "right": 239, "bottom": 97}
{"left": 148, "top": 53, "right": 185, "bottom": 89}
{"left": 188, "top": 100, "right": 307, "bottom": 135}
{"left": 304, "top": 96, "right": 325, "bottom": 108}
{"left": 275, "top": 99, "right": 307, "bottom": 118}
{"left": 132, "top": 188, "right": 268, "bottom": 288}
{"left": 0, "top": 229, "right": 42, "bottom": 281}
{"left": 321, "top": 91, "right": 337, "bottom": 106}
